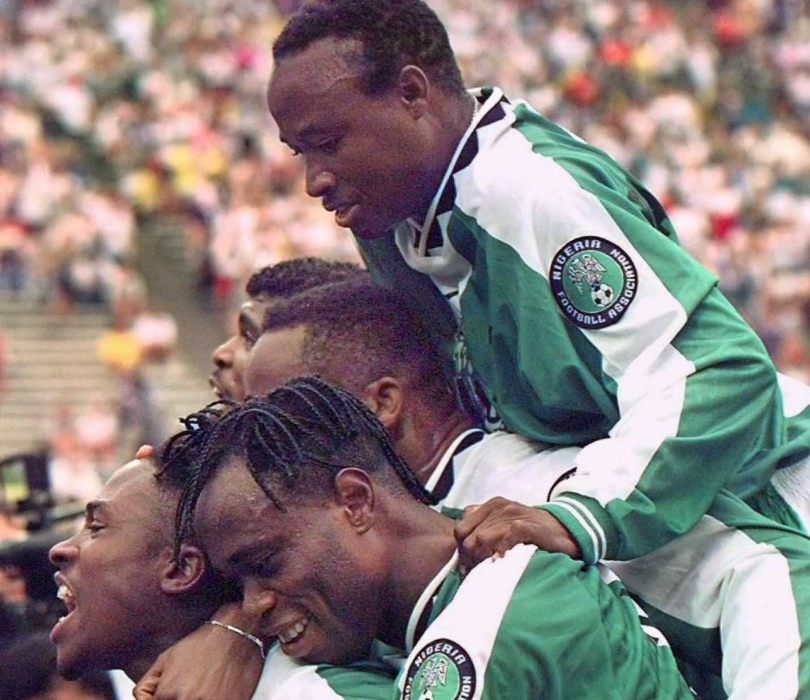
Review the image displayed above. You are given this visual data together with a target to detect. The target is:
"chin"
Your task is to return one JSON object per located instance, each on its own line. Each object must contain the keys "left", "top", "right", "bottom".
{"left": 56, "top": 652, "right": 86, "bottom": 681}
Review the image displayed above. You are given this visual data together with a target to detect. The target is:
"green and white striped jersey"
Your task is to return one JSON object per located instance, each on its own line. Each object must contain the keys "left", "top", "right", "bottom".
{"left": 397, "top": 545, "right": 694, "bottom": 700}
{"left": 252, "top": 645, "right": 396, "bottom": 700}
{"left": 358, "top": 86, "right": 810, "bottom": 564}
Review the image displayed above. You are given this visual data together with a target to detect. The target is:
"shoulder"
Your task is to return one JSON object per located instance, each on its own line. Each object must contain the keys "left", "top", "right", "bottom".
{"left": 254, "top": 648, "right": 394, "bottom": 700}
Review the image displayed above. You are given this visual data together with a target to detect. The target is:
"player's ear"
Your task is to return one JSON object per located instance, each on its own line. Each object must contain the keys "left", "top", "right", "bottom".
{"left": 398, "top": 65, "right": 429, "bottom": 116}
{"left": 360, "top": 377, "right": 404, "bottom": 431}
{"left": 160, "top": 544, "right": 208, "bottom": 595}
{"left": 333, "top": 468, "right": 375, "bottom": 534}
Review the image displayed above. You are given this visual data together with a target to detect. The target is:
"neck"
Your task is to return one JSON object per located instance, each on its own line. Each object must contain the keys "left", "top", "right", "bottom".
{"left": 123, "top": 608, "right": 212, "bottom": 682}
{"left": 410, "top": 92, "right": 479, "bottom": 227}
{"left": 397, "top": 408, "right": 478, "bottom": 487}
{"left": 376, "top": 502, "right": 458, "bottom": 650}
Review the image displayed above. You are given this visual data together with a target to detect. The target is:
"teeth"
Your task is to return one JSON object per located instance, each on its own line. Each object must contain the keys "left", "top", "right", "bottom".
{"left": 278, "top": 619, "right": 307, "bottom": 644}
{"left": 57, "top": 583, "right": 75, "bottom": 612}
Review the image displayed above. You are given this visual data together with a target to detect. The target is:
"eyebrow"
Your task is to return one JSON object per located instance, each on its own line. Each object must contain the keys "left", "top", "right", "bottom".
{"left": 238, "top": 311, "right": 261, "bottom": 335}
{"left": 86, "top": 501, "right": 106, "bottom": 519}
{"left": 281, "top": 122, "right": 334, "bottom": 150}
{"left": 226, "top": 540, "right": 278, "bottom": 571}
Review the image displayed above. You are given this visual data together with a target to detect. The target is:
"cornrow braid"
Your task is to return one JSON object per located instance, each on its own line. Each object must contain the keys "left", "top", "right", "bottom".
{"left": 173, "top": 376, "right": 434, "bottom": 555}
{"left": 154, "top": 400, "right": 236, "bottom": 559}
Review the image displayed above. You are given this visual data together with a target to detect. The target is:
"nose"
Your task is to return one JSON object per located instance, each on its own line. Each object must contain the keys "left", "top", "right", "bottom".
{"left": 242, "top": 578, "right": 277, "bottom": 619}
{"left": 49, "top": 536, "right": 78, "bottom": 567}
{"left": 212, "top": 336, "right": 236, "bottom": 369}
{"left": 305, "top": 164, "right": 337, "bottom": 199}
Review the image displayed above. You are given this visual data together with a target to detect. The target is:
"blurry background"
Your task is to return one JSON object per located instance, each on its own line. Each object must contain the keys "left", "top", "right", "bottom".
{"left": 0, "top": 0, "right": 809, "bottom": 694}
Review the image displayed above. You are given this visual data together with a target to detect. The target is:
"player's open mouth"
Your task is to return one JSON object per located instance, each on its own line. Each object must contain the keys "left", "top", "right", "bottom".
{"left": 209, "top": 376, "right": 225, "bottom": 399}
{"left": 51, "top": 579, "right": 77, "bottom": 641}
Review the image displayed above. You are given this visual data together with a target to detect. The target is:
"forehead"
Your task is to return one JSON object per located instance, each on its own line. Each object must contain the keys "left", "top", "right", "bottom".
{"left": 194, "top": 456, "right": 278, "bottom": 544}
{"left": 96, "top": 460, "right": 165, "bottom": 528}
{"left": 194, "top": 458, "right": 286, "bottom": 560}
{"left": 102, "top": 459, "right": 159, "bottom": 503}
{"left": 246, "top": 325, "right": 309, "bottom": 396}
{"left": 268, "top": 37, "right": 367, "bottom": 129}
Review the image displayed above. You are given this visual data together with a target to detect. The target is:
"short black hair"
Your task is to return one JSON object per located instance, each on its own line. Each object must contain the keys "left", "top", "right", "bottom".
{"left": 260, "top": 279, "right": 457, "bottom": 413}
{"left": 245, "top": 257, "right": 368, "bottom": 300}
{"left": 272, "top": 0, "right": 466, "bottom": 97}
{"left": 172, "top": 376, "right": 433, "bottom": 550}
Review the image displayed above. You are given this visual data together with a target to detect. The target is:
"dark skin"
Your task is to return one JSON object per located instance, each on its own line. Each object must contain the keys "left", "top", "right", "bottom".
{"left": 455, "top": 498, "right": 580, "bottom": 572}
{"left": 209, "top": 294, "right": 272, "bottom": 401}
{"left": 268, "top": 36, "right": 580, "bottom": 564}
{"left": 133, "top": 34, "right": 582, "bottom": 700}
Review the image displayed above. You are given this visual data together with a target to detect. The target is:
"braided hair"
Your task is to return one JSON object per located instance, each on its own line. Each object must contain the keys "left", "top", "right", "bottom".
{"left": 170, "top": 376, "right": 434, "bottom": 553}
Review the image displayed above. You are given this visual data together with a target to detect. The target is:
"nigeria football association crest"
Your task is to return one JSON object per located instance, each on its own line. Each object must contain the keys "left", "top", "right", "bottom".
{"left": 402, "top": 639, "right": 476, "bottom": 700}
{"left": 549, "top": 236, "right": 638, "bottom": 328}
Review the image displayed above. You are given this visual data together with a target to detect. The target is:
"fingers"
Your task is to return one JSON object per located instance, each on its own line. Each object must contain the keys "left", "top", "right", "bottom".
{"left": 133, "top": 663, "right": 161, "bottom": 699}
{"left": 136, "top": 444, "right": 155, "bottom": 459}
{"left": 454, "top": 499, "right": 582, "bottom": 573}
{"left": 454, "top": 498, "right": 506, "bottom": 544}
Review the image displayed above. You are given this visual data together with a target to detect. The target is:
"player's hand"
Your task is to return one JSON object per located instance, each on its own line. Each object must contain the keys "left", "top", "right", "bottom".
{"left": 133, "top": 602, "right": 265, "bottom": 700}
{"left": 454, "top": 497, "right": 582, "bottom": 573}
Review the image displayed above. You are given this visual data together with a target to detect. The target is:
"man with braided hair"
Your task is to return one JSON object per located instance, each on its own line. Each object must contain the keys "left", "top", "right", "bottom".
{"left": 261, "top": 1, "right": 810, "bottom": 697}
{"left": 135, "top": 279, "right": 580, "bottom": 700}
{"left": 47, "top": 421, "right": 399, "bottom": 700}
{"left": 174, "top": 375, "right": 696, "bottom": 700}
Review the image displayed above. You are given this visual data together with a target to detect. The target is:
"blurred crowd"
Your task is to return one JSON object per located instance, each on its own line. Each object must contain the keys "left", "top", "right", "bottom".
{"left": 0, "top": 0, "right": 807, "bottom": 369}
{"left": 1, "top": 0, "right": 810, "bottom": 692}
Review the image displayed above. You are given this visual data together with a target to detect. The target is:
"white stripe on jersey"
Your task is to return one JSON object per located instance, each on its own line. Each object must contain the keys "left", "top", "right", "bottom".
{"left": 608, "top": 516, "right": 801, "bottom": 700}
{"left": 440, "top": 431, "right": 578, "bottom": 510}
{"left": 397, "top": 544, "right": 535, "bottom": 700}
{"left": 252, "top": 647, "right": 353, "bottom": 700}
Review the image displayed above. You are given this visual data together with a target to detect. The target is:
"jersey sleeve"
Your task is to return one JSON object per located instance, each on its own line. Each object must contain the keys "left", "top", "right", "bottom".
{"left": 462, "top": 118, "right": 785, "bottom": 563}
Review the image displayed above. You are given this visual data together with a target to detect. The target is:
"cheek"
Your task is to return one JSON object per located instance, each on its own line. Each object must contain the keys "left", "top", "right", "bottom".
{"left": 233, "top": 347, "right": 251, "bottom": 375}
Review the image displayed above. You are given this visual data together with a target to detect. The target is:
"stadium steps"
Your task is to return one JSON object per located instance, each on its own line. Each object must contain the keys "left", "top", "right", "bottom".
{"left": 136, "top": 216, "right": 228, "bottom": 377}
{"left": 0, "top": 294, "right": 213, "bottom": 460}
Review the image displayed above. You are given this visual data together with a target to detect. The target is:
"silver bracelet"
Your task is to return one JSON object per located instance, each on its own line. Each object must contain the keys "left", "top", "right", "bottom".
{"left": 206, "top": 619, "right": 266, "bottom": 659}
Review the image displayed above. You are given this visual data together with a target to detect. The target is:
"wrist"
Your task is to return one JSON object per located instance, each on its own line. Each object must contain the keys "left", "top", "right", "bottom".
{"left": 206, "top": 619, "right": 266, "bottom": 659}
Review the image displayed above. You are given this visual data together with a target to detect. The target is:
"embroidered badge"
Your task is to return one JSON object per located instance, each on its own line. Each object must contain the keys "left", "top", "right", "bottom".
{"left": 402, "top": 638, "right": 476, "bottom": 700}
{"left": 549, "top": 236, "right": 638, "bottom": 328}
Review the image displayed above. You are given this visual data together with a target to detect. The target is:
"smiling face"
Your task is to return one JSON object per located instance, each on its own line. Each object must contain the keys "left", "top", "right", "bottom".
{"left": 210, "top": 295, "right": 272, "bottom": 400}
{"left": 267, "top": 37, "right": 439, "bottom": 239}
{"left": 195, "top": 457, "right": 388, "bottom": 665}
{"left": 48, "top": 460, "right": 175, "bottom": 680}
